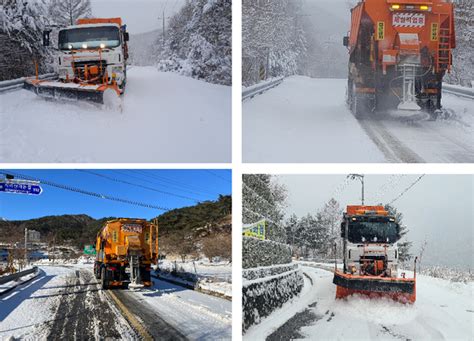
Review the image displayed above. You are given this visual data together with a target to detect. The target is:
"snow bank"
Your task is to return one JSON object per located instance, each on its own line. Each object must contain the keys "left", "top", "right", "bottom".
{"left": 242, "top": 264, "right": 304, "bottom": 332}
{"left": 419, "top": 265, "right": 474, "bottom": 283}
{"left": 243, "top": 263, "right": 298, "bottom": 281}
{"left": 156, "top": 259, "right": 232, "bottom": 299}
{"left": 243, "top": 237, "right": 292, "bottom": 269}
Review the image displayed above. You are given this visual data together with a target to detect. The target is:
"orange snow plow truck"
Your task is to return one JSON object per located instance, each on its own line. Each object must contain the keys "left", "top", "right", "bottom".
{"left": 24, "top": 18, "right": 129, "bottom": 105}
{"left": 94, "top": 218, "right": 158, "bottom": 290}
{"left": 344, "top": 0, "right": 455, "bottom": 118}
{"left": 333, "top": 205, "right": 417, "bottom": 303}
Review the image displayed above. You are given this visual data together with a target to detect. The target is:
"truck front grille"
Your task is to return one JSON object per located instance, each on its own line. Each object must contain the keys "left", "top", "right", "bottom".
{"left": 72, "top": 60, "right": 107, "bottom": 80}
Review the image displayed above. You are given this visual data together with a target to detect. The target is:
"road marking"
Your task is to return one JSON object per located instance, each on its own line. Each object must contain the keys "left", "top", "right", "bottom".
{"left": 107, "top": 290, "right": 153, "bottom": 341}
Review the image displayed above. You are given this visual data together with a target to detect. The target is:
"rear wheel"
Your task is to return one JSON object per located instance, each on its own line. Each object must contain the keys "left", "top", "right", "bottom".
{"left": 351, "top": 84, "right": 368, "bottom": 119}
{"left": 101, "top": 267, "right": 108, "bottom": 290}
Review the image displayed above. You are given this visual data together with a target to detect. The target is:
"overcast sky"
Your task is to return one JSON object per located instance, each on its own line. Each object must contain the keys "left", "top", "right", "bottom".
{"left": 277, "top": 174, "right": 473, "bottom": 270}
{"left": 90, "top": 0, "right": 186, "bottom": 34}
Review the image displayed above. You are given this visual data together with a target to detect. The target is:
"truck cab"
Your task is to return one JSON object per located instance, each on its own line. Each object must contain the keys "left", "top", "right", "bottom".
{"left": 52, "top": 18, "right": 129, "bottom": 91}
{"left": 341, "top": 206, "right": 401, "bottom": 278}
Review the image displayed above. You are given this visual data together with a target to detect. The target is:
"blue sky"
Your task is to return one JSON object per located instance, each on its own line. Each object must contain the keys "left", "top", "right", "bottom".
{"left": 0, "top": 169, "right": 231, "bottom": 221}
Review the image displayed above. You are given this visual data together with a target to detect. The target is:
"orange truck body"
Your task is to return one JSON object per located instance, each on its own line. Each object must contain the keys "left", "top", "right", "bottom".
{"left": 76, "top": 17, "right": 123, "bottom": 26}
{"left": 345, "top": 0, "right": 456, "bottom": 115}
{"left": 94, "top": 218, "right": 158, "bottom": 289}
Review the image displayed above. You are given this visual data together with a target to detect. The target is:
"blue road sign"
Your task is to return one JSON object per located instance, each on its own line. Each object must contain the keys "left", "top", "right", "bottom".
{"left": 0, "top": 182, "right": 43, "bottom": 195}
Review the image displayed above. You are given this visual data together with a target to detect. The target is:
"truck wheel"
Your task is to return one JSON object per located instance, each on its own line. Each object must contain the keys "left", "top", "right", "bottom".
{"left": 352, "top": 93, "right": 366, "bottom": 119}
{"left": 94, "top": 264, "right": 100, "bottom": 279}
{"left": 101, "top": 267, "right": 108, "bottom": 290}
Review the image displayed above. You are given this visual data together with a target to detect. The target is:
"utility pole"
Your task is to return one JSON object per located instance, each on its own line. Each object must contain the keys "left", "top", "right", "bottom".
{"left": 158, "top": 10, "right": 167, "bottom": 48}
{"left": 348, "top": 174, "right": 365, "bottom": 205}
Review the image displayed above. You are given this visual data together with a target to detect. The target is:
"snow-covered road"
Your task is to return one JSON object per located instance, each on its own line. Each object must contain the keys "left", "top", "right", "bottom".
{"left": 118, "top": 275, "right": 232, "bottom": 340}
{"left": 247, "top": 266, "right": 474, "bottom": 340}
{"left": 0, "top": 265, "right": 135, "bottom": 339}
{"left": 0, "top": 264, "right": 232, "bottom": 340}
{"left": 243, "top": 76, "right": 474, "bottom": 163}
{"left": 0, "top": 66, "right": 231, "bottom": 163}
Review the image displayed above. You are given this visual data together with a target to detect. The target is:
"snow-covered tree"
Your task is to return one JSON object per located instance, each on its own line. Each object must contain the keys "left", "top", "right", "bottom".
{"left": 446, "top": 0, "right": 474, "bottom": 87}
{"left": 46, "top": 0, "right": 92, "bottom": 27}
{"left": 284, "top": 213, "right": 299, "bottom": 247}
{"left": 0, "top": 0, "right": 52, "bottom": 80}
{"left": 243, "top": 174, "right": 287, "bottom": 243}
{"left": 242, "top": 0, "right": 307, "bottom": 86}
{"left": 158, "top": 0, "right": 232, "bottom": 86}
{"left": 384, "top": 204, "right": 413, "bottom": 263}
{"left": 318, "top": 198, "right": 343, "bottom": 258}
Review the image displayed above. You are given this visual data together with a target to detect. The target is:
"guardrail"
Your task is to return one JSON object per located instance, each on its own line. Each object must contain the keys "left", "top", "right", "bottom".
{"left": 242, "top": 76, "right": 285, "bottom": 101}
{"left": 0, "top": 73, "right": 57, "bottom": 93}
{"left": 443, "top": 84, "right": 474, "bottom": 100}
{"left": 0, "top": 266, "right": 38, "bottom": 285}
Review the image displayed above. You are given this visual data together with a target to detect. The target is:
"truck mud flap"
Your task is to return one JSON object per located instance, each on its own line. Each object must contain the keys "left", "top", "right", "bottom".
{"left": 333, "top": 272, "right": 415, "bottom": 294}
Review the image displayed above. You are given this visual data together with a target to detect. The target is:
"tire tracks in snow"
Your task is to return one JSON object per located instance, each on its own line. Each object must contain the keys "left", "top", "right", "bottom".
{"left": 111, "top": 289, "right": 188, "bottom": 341}
{"left": 46, "top": 269, "right": 134, "bottom": 340}
{"left": 358, "top": 118, "right": 425, "bottom": 163}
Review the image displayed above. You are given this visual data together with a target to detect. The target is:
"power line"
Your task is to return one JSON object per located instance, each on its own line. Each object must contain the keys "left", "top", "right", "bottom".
{"left": 205, "top": 170, "right": 231, "bottom": 184}
{"left": 77, "top": 170, "right": 202, "bottom": 203}
{"left": 389, "top": 175, "right": 425, "bottom": 205}
{"left": 0, "top": 171, "right": 170, "bottom": 212}
{"left": 132, "top": 170, "right": 218, "bottom": 196}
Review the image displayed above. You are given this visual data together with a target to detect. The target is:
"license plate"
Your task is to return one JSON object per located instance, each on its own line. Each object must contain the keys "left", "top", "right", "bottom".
{"left": 392, "top": 13, "right": 426, "bottom": 27}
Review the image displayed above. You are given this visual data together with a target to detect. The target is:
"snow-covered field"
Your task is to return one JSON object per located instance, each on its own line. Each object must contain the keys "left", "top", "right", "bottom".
{"left": 243, "top": 76, "right": 474, "bottom": 163}
{"left": 0, "top": 66, "right": 231, "bottom": 163}
{"left": 246, "top": 266, "right": 474, "bottom": 340}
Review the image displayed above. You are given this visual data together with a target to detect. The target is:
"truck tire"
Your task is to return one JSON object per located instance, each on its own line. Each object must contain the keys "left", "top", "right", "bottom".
{"left": 101, "top": 267, "right": 108, "bottom": 290}
{"left": 94, "top": 263, "right": 100, "bottom": 279}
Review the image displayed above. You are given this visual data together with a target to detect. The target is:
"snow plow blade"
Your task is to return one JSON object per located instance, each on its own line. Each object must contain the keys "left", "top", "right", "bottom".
{"left": 23, "top": 78, "right": 119, "bottom": 104}
{"left": 333, "top": 271, "right": 416, "bottom": 303}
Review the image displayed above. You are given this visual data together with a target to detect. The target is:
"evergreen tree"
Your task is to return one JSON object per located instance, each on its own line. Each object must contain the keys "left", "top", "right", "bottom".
{"left": 242, "top": 174, "right": 287, "bottom": 243}
{"left": 158, "top": 0, "right": 232, "bottom": 86}
{"left": 384, "top": 204, "right": 413, "bottom": 263}
{"left": 446, "top": 0, "right": 474, "bottom": 87}
{"left": 242, "top": 0, "right": 307, "bottom": 86}
{"left": 318, "top": 198, "right": 343, "bottom": 258}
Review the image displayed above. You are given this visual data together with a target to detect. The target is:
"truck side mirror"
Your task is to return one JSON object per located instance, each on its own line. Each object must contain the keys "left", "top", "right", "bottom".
{"left": 124, "top": 32, "right": 129, "bottom": 42}
{"left": 43, "top": 30, "right": 51, "bottom": 47}
{"left": 340, "top": 222, "right": 345, "bottom": 237}
{"left": 343, "top": 36, "right": 349, "bottom": 47}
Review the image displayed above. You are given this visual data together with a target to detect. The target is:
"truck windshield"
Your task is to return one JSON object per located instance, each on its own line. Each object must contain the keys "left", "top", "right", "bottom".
{"left": 347, "top": 217, "right": 399, "bottom": 243}
{"left": 59, "top": 26, "right": 120, "bottom": 50}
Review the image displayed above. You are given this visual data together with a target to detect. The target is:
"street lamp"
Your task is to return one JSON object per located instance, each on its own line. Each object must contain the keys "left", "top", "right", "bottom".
{"left": 348, "top": 174, "right": 365, "bottom": 205}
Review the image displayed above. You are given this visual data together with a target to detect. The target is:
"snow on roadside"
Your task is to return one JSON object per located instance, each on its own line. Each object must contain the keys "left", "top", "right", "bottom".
{"left": 0, "top": 270, "right": 38, "bottom": 294}
{"left": 243, "top": 76, "right": 386, "bottom": 163}
{"left": 0, "top": 266, "right": 73, "bottom": 339}
{"left": 243, "top": 267, "right": 318, "bottom": 340}
{"left": 0, "top": 67, "right": 231, "bottom": 163}
{"left": 130, "top": 277, "right": 232, "bottom": 340}
{"left": 298, "top": 267, "right": 474, "bottom": 340}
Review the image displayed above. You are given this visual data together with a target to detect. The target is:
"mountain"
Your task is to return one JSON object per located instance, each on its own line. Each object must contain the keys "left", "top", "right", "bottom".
{"left": 0, "top": 195, "right": 232, "bottom": 250}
